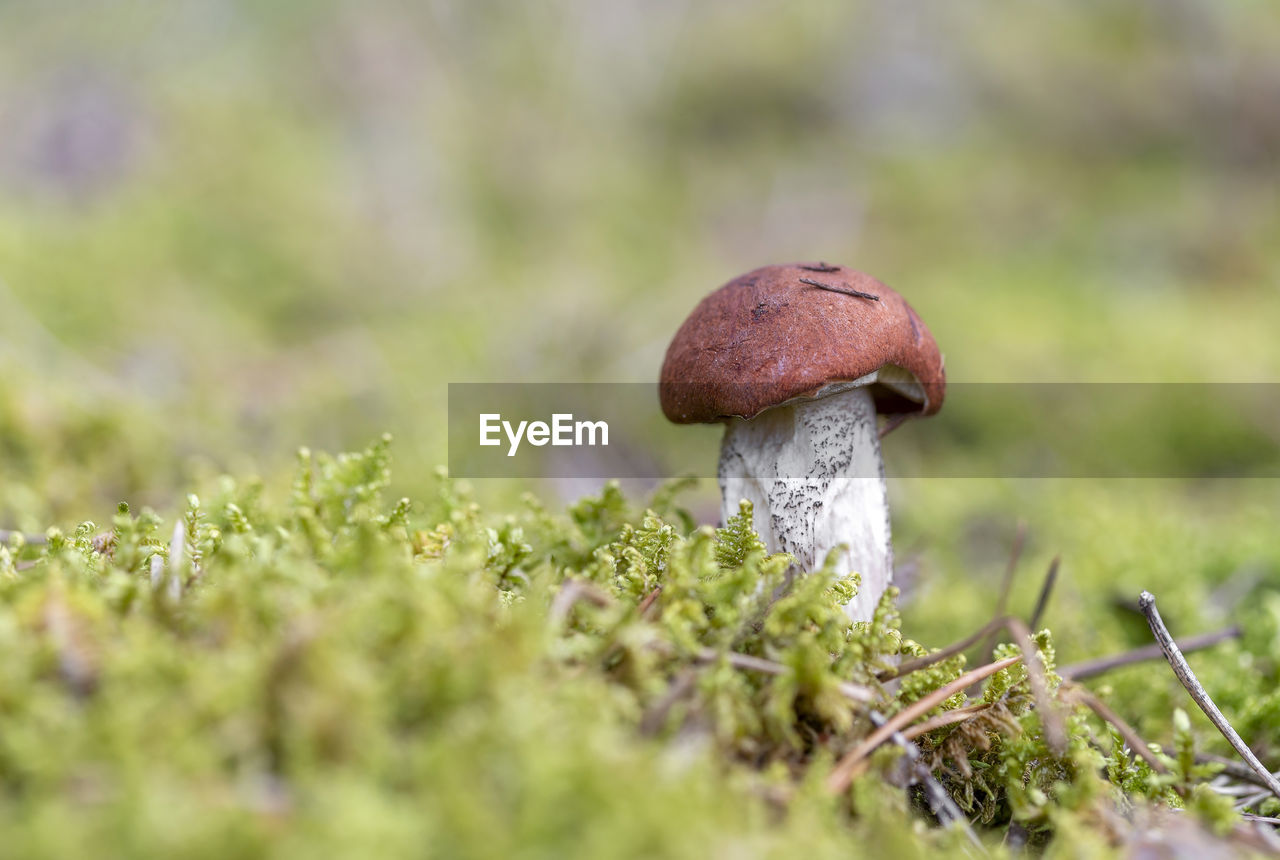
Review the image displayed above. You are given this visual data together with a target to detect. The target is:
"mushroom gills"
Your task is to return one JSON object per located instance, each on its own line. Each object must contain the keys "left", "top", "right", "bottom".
{"left": 718, "top": 385, "right": 891, "bottom": 622}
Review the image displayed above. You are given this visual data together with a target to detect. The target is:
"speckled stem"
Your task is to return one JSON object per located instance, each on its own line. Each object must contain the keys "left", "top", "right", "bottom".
{"left": 717, "top": 386, "right": 891, "bottom": 622}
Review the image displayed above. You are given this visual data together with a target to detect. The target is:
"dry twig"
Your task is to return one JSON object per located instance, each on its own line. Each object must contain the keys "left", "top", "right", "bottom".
{"left": 549, "top": 577, "right": 613, "bottom": 624}
{"left": 866, "top": 709, "right": 988, "bottom": 855}
{"left": 693, "top": 648, "right": 874, "bottom": 703}
{"left": 880, "top": 615, "right": 1014, "bottom": 681}
{"left": 973, "top": 524, "right": 1027, "bottom": 677}
{"left": 827, "top": 655, "right": 1022, "bottom": 794}
{"left": 992, "top": 522, "right": 1027, "bottom": 628}
{"left": 1005, "top": 616, "right": 1067, "bottom": 756}
{"left": 1139, "top": 591, "right": 1280, "bottom": 801}
{"left": 1028, "top": 555, "right": 1060, "bottom": 631}
{"left": 640, "top": 669, "right": 699, "bottom": 736}
{"left": 1059, "top": 625, "right": 1241, "bottom": 681}
{"left": 899, "top": 703, "right": 993, "bottom": 742}
{"left": 1061, "top": 682, "right": 1168, "bottom": 775}
{"left": 1198, "top": 753, "right": 1280, "bottom": 790}
{"left": 797, "top": 276, "right": 880, "bottom": 302}
{"left": 636, "top": 586, "right": 662, "bottom": 618}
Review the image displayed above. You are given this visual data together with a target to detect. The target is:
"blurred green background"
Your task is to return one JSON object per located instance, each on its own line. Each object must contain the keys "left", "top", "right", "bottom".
{"left": 3, "top": 2, "right": 1280, "bottom": 674}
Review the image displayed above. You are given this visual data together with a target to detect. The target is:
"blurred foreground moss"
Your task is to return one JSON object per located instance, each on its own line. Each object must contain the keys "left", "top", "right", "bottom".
{"left": 0, "top": 437, "right": 1270, "bottom": 858}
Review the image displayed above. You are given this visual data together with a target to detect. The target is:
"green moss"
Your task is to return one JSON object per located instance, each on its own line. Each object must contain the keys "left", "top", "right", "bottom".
{"left": 0, "top": 437, "right": 1262, "bottom": 857}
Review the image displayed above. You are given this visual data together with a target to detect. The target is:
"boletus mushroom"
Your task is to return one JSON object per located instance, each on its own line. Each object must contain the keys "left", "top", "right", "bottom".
{"left": 659, "top": 263, "right": 945, "bottom": 621}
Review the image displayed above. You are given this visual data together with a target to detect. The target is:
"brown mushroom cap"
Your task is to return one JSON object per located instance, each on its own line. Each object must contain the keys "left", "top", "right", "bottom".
{"left": 660, "top": 262, "right": 945, "bottom": 423}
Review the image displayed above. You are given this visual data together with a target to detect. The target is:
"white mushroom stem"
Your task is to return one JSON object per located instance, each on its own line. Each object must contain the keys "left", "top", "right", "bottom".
{"left": 718, "top": 386, "right": 891, "bottom": 622}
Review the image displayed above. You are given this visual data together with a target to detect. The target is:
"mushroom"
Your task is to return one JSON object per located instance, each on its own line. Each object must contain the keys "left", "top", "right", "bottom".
{"left": 659, "top": 263, "right": 945, "bottom": 621}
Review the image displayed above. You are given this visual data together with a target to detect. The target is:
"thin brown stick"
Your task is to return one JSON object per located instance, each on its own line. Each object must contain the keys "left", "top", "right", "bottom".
{"left": 644, "top": 638, "right": 874, "bottom": 703}
{"left": 866, "top": 710, "right": 988, "bottom": 854}
{"left": 797, "top": 276, "right": 880, "bottom": 302}
{"left": 1139, "top": 591, "right": 1280, "bottom": 800}
{"left": 1059, "top": 626, "right": 1241, "bottom": 681}
{"left": 640, "top": 669, "right": 698, "bottom": 736}
{"left": 1235, "top": 790, "right": 1273, "bottom": 814}
{"left": 1006, "top": 616, "right": 1066, "bottom": 756}
{"left": 1197, "top": 753, "right": 1280, "bottom": 789}
{"left": 888, "top": 551, "right": 1056, "bottom": 685}
{"left": 879, "top": 614, "right": 1014, "bottom": 680}
{"left": 1028, "top": 555, "right": 1060, "bottom": 631}
{"left": 975, "top": 523, "right": 1026, "bottom": 673}
{"left": 636, "top": 586, "right": 662, "bottom": 618}
{"left": 549, "top": 578, "right": 613, "bottom": 624}
{"left": 900, "top": 703, "right": 993, "bottom": 742}
{"left": 695, "top": 648, "right": 873, "bottom": 703}
{"left": 994, "top": 522, "right": 1027, "bottom": 623}
{"left": 885, "top": 611, "right": 1063, "bottom": 759}
{"left": 827, "top": 655, "right": 1022, "bottom": 794}
{"left": 1062, "top": 682, "right": 1168, "bottom": 775}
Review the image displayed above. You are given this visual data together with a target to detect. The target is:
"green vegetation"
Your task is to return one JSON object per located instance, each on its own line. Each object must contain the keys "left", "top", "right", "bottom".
{"left": 3, "top": 1, "right": 1280, "bottom": 855}
{"left": 2, "top": 438, "right": 1277, "bottom": 857}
